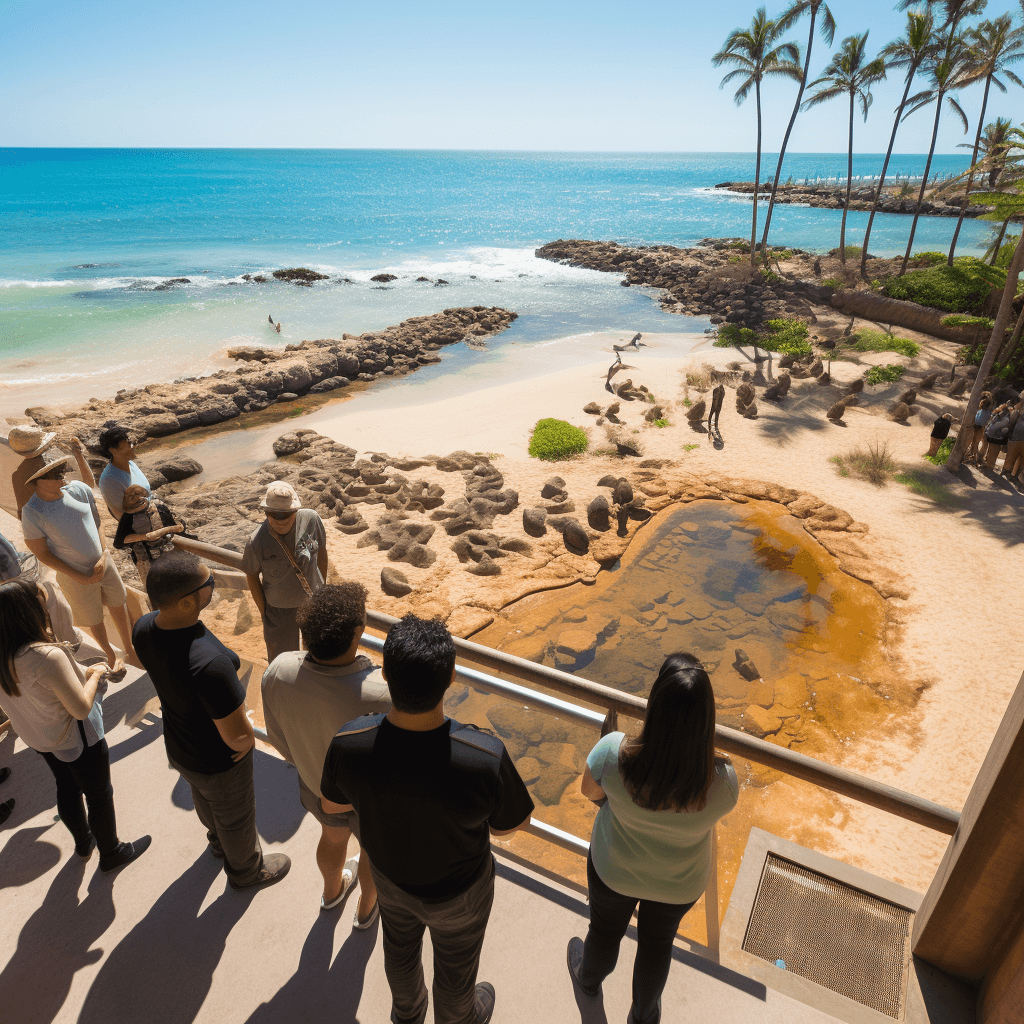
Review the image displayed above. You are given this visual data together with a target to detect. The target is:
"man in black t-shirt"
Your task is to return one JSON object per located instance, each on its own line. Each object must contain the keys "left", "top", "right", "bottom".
{"left": 133, "top": 551, "right": 290, "bottom": 890}
{"left": 322, "top": 615, "right": 534, "bottom": 1024}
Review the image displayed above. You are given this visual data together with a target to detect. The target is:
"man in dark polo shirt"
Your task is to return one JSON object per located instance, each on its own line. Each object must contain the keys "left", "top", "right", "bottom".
{"left": 133, "top": 551, "right": 290, "bottom": 891}
{"left": 321, "top": 615, "right": 534, "bottom": 1024}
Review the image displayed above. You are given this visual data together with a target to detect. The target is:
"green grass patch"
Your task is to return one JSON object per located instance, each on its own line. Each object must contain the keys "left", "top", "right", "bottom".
{"left": 714, "top": 325, "right": 756, "bottom": 347}
{"left": 893, "top": 470, "right": 961, "bottom": 506}
{"left": 715, "top": 318, "right": 811, "bottom": 356}
{"left": 941, "top": 314, "right": 994, "bottom": 330}
{"left": 849, "top": 329, "right": 920, "bottom": 357}
{"left": 653, "top": 418, "right": 669, "bottom": 428}
{"left": 683, "top": 443, "right": 699, "bottom": 452}
{"left": 881, "top": 256, "right": 1005, "bottom": 314}
{"left": 865, "top": 364, "right": 906, "bottom": 386}
{"left": 821, "top": 277, "right": 845, "bottom": 289}
{"left": 924, "top": 436, "right": 955, "bottom": 465}
{"left": 830, "top": 439, "right": 897, "bottom": 486}
{"left": 528, "top": 418, "right": 589, "bottom": 460}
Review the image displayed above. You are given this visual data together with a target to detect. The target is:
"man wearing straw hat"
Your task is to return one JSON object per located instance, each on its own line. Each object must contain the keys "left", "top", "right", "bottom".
{"left": 7, "top": 425, "right": 96, "bottom": 518}
{"left": 20, "top": 452, "right": 136, "bottom": 673}
{"left": 242, "top": 481, "right": 328, "bottom": 663}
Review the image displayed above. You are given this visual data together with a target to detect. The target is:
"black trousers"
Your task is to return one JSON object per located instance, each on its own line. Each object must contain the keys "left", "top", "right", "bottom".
{"left": 579, "top": 854, "right": 695, "bottom": 1024}
{"left": 39, "top": 735, "right": 119, "bottom": 857}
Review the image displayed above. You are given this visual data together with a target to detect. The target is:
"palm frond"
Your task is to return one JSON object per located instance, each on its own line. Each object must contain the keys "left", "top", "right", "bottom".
{"left": 947, "top": 95, "right": 970, "bottom": 134}
{"left": 820, "top": 4, "right": 837, "bottom": 46}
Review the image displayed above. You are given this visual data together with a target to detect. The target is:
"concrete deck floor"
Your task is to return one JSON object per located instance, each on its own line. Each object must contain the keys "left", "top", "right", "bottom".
{"left": 0, "top": 655, "right": 843, "bottom": 1024}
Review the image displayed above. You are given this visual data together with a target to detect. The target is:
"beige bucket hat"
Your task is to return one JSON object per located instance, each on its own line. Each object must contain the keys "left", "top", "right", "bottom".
{"left": 7, "top": 425, "right": 58, "bottom": 459}
{"left": 260, "top": 480, "right": 302, "bottom": 512}
{"left": 25, "top": 453, "right": 72, "bottom": 484}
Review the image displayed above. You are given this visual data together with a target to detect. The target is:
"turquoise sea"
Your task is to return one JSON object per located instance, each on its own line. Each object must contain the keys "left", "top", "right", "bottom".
{"left": 0, "top": 149, "right": 991, "bottom": 410}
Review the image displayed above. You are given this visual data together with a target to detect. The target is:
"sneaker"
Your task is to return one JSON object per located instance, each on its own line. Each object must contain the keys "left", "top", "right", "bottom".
{"left": 353, "top": 897, "right": 379, "bottom": 930}
{"left": 321, "top": 857, "right": 359, "bottom": 911}
{"left": 566, "top": 937, "right": 600, "bottom": 997}
{"left": 100, "top": 835, "right": 152, "bottom": 873}
{"left": 0, "top": 798, "right": 14, "bottom": 826}
{"left": 75, "top": 833, "right": 96, "bottom": 858}
{"left": 628, "top": 997, "right": 661, "bottom": 1024}
{"left": 473, "top": 982, "right": 496, "bottom": 1024}
{"left": 229, "top": 853, "right": 291, "bottom": 891}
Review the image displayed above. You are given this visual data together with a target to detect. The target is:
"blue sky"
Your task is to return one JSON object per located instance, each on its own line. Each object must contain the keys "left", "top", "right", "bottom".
{"left": 4, "top": 0, "right": 1022, "bottom": 151}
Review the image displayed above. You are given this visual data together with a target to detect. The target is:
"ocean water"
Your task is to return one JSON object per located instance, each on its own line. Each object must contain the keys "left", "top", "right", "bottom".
{"left": 0, "top": 149, "right": 991, "bottom": 411}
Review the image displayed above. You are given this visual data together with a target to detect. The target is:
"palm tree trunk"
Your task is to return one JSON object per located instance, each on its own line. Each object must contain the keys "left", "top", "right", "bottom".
{"left": 996, "top": 303, "right": 1024, "bottom": 365}
{"left": 946, "top": 231, "right": 1024, "bottom": 472}
{"left": 759, "top": 10, "right": 818, "bottom": 257}
{"left": 988, "top": 216, "right": 1011, "bottom": 265}
{"left": 751, "top": 80, "right": 763, "bottom": 266}
{"left": 948, "top": 75, "right": 992, "bottom": 266}
{"left": 840, "top": 91, "right": 854, "bottom": 264}
{"left": 900, "top": 90, "right": 944, "bottom": 276}
{"left": 861, "top": 70, "right": 916, "bottom": 278}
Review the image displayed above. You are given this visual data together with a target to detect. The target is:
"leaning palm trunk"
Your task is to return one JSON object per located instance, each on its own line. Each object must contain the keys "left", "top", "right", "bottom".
{"left": 989, "top": 216, "right": 1012, "bottom": 264}
{"left": 996, "top": 303, "right": 1024, "bottom": 364}
{"left": 945, "top": 231, "right": 1024, "bottom": 471}
{"left": 861, "top": 71, "right": 916, "bottom": 278}
{"left": 760, "top": 10, "right": 818, "bottom": 257}
{"left": 948, "top": 75, "right": 993, "bottom": 265}
{"left": 900, "top": 93, "right": 945, "bottom": 276}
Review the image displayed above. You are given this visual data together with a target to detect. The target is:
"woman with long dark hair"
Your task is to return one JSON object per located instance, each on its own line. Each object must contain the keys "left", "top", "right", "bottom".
{"left": 567, "top": 653, "right": 738, "bottom": 1024}
{"left": 0, "top": 578, "right": 149, "bottom": 871}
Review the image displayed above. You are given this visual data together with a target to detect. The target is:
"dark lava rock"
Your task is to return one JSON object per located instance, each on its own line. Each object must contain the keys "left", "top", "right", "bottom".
{"left": 415, "top": 276, "right": 432, "bottom": 282}
{"left": 612, "top": 479, "right": 633, "bottom": 505}
{"left": 272, "top": 268, "right": 329, "bottom": 283}
{"left": 309, "top": 377, "right": 350, "bottom": 394}
{"left": 597, "top": 474, "right": 619, "bottom": 489}
{"left": 371, "top": 273, "right": 398, "bottom": 283}
{"left": 277, "top": 392, "right": 300, "bottom": 402}
{"left": 523, "top": 507, "right": 547, "bottom": 537}
{"left": 541, "top": 476, "right": 566, "bottom": 499}
{"left": 562, "top": 519, "right": 589, "bottom": 554}
{"left": 140, "top": 455, "right": 202, "bottom": 482}
{"left": 583, "top": 401, "right": 602, "bottom": 415}
{"left": 381, "top": 567, "right": 413, "bottom": 597}
{"left": 587, "top": 494, "right": 610, "bottom": 531}
{"left": 336, "top": 509, "right": 369, "bottom": 534}
{"left": 468, "top": 553, "right": 501, "bottom": 576}
{"left": 272, "top": 432, "right": 308, "bottom": 456}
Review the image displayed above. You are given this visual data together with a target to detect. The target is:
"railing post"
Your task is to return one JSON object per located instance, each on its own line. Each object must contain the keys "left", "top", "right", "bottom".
{"left": 705, "top": 825, "right": 721, "bottom": 958}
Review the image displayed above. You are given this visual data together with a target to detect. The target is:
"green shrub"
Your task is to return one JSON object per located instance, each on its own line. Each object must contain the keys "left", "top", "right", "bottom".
{"left": 993, "top": 234, "right": 1020, "bottom": 270}
{"left": 759, "top": 318, "right": 812, "bottom": 355}
{"left": 653, "top": 418, "right": 669, "bottom": 428}
{"left": 849, "top": 329, "right": 920, "bottom": 357}
{"left": 715, "top": 324, "right": 756, "bottom": 347}
{"left": 821, "top": 277, "right": 845, "bottom": 289}
{"left": 940, "top": 314, "right": 994, "bottom": 330}
{"left": 911, "top": 251, "right": 947, "bottom": 266}
{"left": 924, "top": 436, "right": 955, "bottom": 465}
{"left": 528, "top": 418, "right": 589, "bottom": 460}
{"left": 882, "top": 257, "right": 1005, "bottom": 314}
{"left": 865, "top": 364, "right": 906, "bottom": 385}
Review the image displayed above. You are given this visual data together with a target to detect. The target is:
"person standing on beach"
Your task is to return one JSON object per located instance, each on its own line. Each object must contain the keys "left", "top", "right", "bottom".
{"left": 133, "top": 550, "right": 291, "bottom": 891}
{"left": 320, "top": 615, "right": 535, "bottom": 1024}
{"left": 97, "top": 425, "right": 151, "bottom": 520}
{"left": 242, "top": 481, "right": 328, "bottom": 664}
{"left": 21, "top": 453, "right": 136, "bottom": 671}
{"left": 925, "top": 413, "right": 954, "bottom": 458}
{"left": 262, "top": 582, "right": 389, "bottom": 922}
{"left": 7, "top": 426, "right": 96, "bottom": 518}
{"left": 1003, "top": 401, "right": 1024, "bottom": 481}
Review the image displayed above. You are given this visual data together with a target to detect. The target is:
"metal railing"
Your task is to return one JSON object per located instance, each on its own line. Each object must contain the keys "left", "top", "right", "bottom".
{"left": 175, "top": 535, "right": 962, "bottom": 955}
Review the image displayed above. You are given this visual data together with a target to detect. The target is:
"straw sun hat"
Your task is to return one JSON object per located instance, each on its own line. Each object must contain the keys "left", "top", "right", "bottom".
{"left": 260, "top": 481, "right": 302, "bottom": 512}
{"left": 25, "top": 453, "right": 72, "bottom": 484}
{"left": 7, "top": 425, "right": 58, "bottom": 459}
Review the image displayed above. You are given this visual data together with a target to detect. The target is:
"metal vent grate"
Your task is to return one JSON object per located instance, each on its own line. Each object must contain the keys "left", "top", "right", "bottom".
{"left": 742, "top": 854, "right": 912, "bottom": 1019}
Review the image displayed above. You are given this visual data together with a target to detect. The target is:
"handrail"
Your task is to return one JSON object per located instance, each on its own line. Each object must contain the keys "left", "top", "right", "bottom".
{"left": 179, "top": 533, "right": 961, "bottom": 835}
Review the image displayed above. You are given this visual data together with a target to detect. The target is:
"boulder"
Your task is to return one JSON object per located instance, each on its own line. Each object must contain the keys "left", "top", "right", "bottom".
{"left": 612, "top": 479, "right": 633, "bottom": 505}
{"left": 381, "top": 567, "right": 413, "bottom": 597}
{"left": 583, "top": 402, "right": 602, "bottom": 415}
{"left": 643, "top": 405, "right": 664, "bottom": 423}
{"left": 948, "top": 376, "right": 969, "bottom": 398}
{"left": 467, "top": 554, "right": 501, "bottom": 576}
{"left": 808, "top": 357, "right": 824, "bottom": 377}
{"left": 136, "top": 413, "right": 180, "bottom": 437}
{"left": 827, "top": 400, "right": 846, "bottom": 422}
{"left": 898, "top": 388, "right": 918, "bottom": 406}
{"left": 371, "top": 273, "right": 398, "bottom": 283}
{"left": 587, "top": 494, "right": 611, "bottom": 531}
{"left": 562, "top": 519, "right": 590, "bottom": 554}
{"left": 888, "top": 402, "right": 911, "bottom": 423}
{"left": 846, "top": 379, "right": 864, "bottom": 394}
{"left": 541, "top": 476, "right": 566, "bottom": 499}
{"left": 919, "top": 372, "right": 941, "bottom": 390}
{"left": 141, "top": 456, "right": 202, "bottom": 482}
{"left": 685, "top": 399, "right": 706, "bottom": 421}
{"left": 523, "top": 507, "right": 547, "bottom": 537}
{"left": 336, "top": 509, "right": 369, "bottom": 534}
{"left": 740, "top": 400, "right": 758, "bottom": 419}
{"left": 735, "top": 383, "right": 755, "bottom": 410}
{"left": 272, "top": 433, "right": 308, "bottom": 457}
{"left": 309, "top": 377, "right": 350, "bottom": 394}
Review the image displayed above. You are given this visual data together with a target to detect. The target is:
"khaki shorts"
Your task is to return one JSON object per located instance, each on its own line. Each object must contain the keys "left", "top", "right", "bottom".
{"left": 56, "top": 558, "right": 127, "bottom": 628}
{"left": 298, "top": 774, "right": 354, "bottom": 831}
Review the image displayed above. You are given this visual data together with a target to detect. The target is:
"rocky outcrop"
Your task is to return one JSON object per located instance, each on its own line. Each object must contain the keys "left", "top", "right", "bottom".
{"left": 26, "top": 307, "right": 518, "bottom": 449}
{"left": 272, "top": 268, "right": 330, "bottom": 283}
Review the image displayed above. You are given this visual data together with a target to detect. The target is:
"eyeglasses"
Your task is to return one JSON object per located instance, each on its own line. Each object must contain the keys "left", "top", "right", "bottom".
{"left": 265, "top": 509, "right": 297, "bottom": 521}
{"left": 180, "top": 575, "right": 216, "bottom": 599}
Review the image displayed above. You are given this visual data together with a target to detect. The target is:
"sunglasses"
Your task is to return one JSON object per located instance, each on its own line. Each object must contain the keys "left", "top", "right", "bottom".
{"left": 180, "top": 575, "right": 216, "bottom": 599}
{"left": 265, "top": 509, "right": 297, "bottom": 521}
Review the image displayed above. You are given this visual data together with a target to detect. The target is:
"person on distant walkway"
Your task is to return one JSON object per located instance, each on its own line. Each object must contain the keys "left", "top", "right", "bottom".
{"left": 925, "top": 413, "right": 954, "bottom": 458}
{"left": 567, "top": 653, "right": 739, "bottom": 1024}
{"left": 0, "top": 577, "right": 151, "bottom": 870}
{"left": 984, "top": 403, "right": 1013, "bottom": 470}
{"left": 269, "top": 315, "right": 275, "bottom": 325}
{"left": 133, "top": 550, "right": 291, "bottom": 891}
{"left": 262, "top": 582, "right": 389, "bottom": 922}
{"left": 276, "top": 322, "right": 282, "bottom": 334}
{"left": 114, "top": 484, "right": 188, "bottom": 587}
{"left": 97, "top": 425, "right": 151, "bottom": 520}
{"left": 965, "top": 393, "right": 993, "bottom": 464}
{"left": 707, "top": 384, "right": 725, "bottom": 436}
{"left": 1002, "top": 400, "right": 1024, "bottom": 480}
{"left": 21, "top": 454, "right": 135, "bottom": 671}
{"left": 320, "top": 615, "right": 535, "bottom": 1024}
{"left": 1, "top": 529, "right": 83, "bottom": 651}
{"left": 243, "top": 481, "right": 328, "bottom": 664}
{"left": 9, "top": 427, "right": 95, "bottom": 518}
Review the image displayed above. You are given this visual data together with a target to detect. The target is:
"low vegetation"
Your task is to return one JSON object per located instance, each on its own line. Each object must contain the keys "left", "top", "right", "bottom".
{"left": 830, "top": 438, "right": 897, "bottom": 486}
{"left": 528, "top": 418, "right": 589, "bottom": 460}
{"left": 865, "top": 364, "right": 906, "bottom": 386}
{"left": 848, "top": 328, "right": 919, "bottom": 358}
{"left": 715, "top": 318, "right": 812, "bottom": 356}
{"left": 881, "top": 256, "right": 1005, "bottom": 315}
{"left": 892, "top": 469, "right": 962, "bottom": 507}
{"left": 924, "top": 436, "right": 955, "bottom": 466}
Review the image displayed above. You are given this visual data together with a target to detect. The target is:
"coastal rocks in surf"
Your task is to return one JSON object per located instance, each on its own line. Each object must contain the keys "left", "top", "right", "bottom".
{"left": 29, "top": 307, "right": 518, "bottom": 447}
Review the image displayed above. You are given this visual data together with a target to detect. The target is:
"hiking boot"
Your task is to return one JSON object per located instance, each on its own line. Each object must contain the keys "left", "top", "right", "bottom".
{"left": 473, "top": 982, "right": 496, "bottom": 1024}
{"left": 229, "top": 853, "right": 291, "bottom": 891}
{"left": 100, "top": 835, "right": 152, "bottom": 873}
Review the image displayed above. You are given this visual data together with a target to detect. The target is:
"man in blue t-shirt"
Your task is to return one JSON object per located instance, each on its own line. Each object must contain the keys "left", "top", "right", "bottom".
{"left": 321, "top": 615, "right": 534, "bottom": 1024}
{"left": 134, "top": 551, "right": 290, "bottom": 891}
{"left": 21, "top": 453, "right": 135, "bottom": 670}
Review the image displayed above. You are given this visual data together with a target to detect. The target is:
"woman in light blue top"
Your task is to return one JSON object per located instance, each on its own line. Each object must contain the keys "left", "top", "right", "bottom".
{"left": 567, "top": 653, "right": 738, "bottom": 1024}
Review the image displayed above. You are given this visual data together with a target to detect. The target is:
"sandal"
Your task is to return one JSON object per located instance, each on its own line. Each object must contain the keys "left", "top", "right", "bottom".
{"left": 321, "top": 857, "right": 359, "bottom": 912}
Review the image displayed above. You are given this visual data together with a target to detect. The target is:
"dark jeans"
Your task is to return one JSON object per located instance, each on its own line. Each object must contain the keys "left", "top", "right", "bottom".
{"left": 39, "top": 734, "right": 119, "bottom": 856}
{"left": 372, "top": 856, "right": 495, "bottom": 1024}
{"left": 170, "top": 749, "right": 263, "bottom": 886}
{"left": 580, "top": 854, "right": 695, "bottom": 1024}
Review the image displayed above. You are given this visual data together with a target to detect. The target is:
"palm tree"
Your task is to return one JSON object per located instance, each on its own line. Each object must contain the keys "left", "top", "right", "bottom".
{"left": 859, "top": 11, "right": 936, "bottom": 279}
{"left": 712, "top": 10, "right": 803, "bottom": 266}
{"left": 758, "top": 0, "right": 837, "bottom": 258}
{"left": 965, "top": 116, "right": 1017, "bottom": 187}
{"left": 947, "top": 16, "right": 1024, "bottom": 264}
{"left": 804, "top": 34, "right": 887, "bottom": 263}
